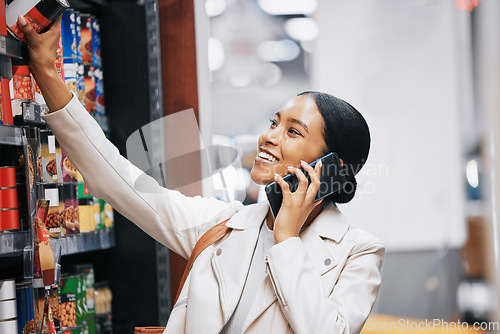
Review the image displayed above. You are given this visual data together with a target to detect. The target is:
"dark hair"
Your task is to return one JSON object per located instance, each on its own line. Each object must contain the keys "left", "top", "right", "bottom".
{"left": 298, "top": 91, "right": 370, "bottom": 204}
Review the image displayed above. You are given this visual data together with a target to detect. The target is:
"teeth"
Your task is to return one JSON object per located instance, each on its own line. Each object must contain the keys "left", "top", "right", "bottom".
{"left": 259, "top": 151, "right": 277, "bottom": 162}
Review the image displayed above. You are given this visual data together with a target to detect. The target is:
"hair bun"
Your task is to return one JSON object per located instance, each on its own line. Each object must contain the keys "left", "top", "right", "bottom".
{"left": 329, "top": 169, "right": 357, "bottom": 204}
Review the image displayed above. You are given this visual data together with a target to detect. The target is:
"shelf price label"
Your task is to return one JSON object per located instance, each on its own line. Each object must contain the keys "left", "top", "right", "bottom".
{"left": 0, "top": 36, "right": 6, "bottom": 55}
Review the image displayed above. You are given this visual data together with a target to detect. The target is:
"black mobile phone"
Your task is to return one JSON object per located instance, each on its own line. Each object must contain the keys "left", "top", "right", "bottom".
{"left": 265, "top": 152, "right": 347, "bottom": 218}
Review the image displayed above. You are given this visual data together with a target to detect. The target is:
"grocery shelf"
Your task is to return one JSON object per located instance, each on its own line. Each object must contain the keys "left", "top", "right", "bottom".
{"left": 0, "top": 229, "right": 115, "bottom": 257}
{"left": 0, "top": 231, "right": 30, "bottom": 256}
{"left": 0, "top": 35, "right": 22, "bottom": 58}
{"left": 61, "top": 229, "right": 115, "bottom": 255}
{"left": 0, "top": 124, "right": 24, "bottom": 146}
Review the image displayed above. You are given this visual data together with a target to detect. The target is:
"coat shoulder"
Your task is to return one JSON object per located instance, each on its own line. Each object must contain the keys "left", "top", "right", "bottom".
{"left": 342, "top": 227, "right": 385, "bottom": 255}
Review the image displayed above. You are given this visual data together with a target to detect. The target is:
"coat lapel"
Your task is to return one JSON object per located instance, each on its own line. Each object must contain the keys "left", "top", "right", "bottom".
{"left": 211, "top": 201, "right": 269, "bottom": 324}
{"left": 241, "top": 203, "right": 350, "bottom": 331}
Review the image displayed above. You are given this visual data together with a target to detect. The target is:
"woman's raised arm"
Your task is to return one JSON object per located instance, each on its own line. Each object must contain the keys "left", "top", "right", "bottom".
{"left": 17, "top": 15, "right": 242, "bottom": 259}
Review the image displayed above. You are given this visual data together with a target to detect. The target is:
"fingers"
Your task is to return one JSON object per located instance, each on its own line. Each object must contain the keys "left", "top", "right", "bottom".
{"left": 302, "top": 159, "right": 322, "bottom": 203}
{"left": 288, "top": 165, "right": 308, "bottom": 193}
{"left": 17, "top": 15, "right": 37, "bottom": 44}
{"left": 274, "top": 173, "right": 290, "bottom": 199}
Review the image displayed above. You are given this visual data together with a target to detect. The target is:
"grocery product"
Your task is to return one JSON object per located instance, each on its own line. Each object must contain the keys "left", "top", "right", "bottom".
{"left": 59, "top": 275, "right": 79, "bottom": 329}
{"left": 43, "top": 183, "right": 63, "bottom": 237}
{"left": 40, "top": 130, "right": 62, "bottom": 183}
{"left": 6, "top": 0, "right": 70, "bottom": 43}
{"left": 62, "top": 184, "right": 79, "bottom": 235}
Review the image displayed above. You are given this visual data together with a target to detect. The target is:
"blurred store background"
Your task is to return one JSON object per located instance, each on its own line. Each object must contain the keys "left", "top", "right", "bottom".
{"left": 200, "top": 0, "right": 500, "bottom": 331}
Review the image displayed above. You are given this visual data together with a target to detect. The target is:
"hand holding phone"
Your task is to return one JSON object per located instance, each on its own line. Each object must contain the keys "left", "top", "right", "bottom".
{"left": 265, "top": 152, "right": 347, "bottom": 218}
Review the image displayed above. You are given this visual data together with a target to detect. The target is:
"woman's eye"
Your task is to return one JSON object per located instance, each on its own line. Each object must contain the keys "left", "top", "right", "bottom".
{"left": 289, "top": 128, "right": 302, "bottom": 136}
{"left": 269, "top": 119, "right": 278, "bottom": 127}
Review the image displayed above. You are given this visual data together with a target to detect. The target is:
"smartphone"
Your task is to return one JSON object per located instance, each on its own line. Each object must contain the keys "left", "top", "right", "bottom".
{"left": 265, "top": 152, "right": 347, "bottom": 218}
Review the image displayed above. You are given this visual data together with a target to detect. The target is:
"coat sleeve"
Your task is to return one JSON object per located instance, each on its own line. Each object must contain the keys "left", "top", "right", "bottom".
{"left": 42, "top": 94, "right": 242, "bottom": 259}
{"left": 265, "top": 236, "right": 385, "bottom": 334}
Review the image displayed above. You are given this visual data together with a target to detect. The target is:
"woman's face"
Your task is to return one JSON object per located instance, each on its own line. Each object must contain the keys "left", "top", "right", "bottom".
{"left": 251, "top": 94, "right": 327, "bottom": 185}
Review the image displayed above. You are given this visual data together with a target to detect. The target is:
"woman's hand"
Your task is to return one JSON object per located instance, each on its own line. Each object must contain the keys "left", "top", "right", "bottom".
{"left": 272, "top": 159, "right": 323, "bottom": 243}
{"left": 16, "top": 14, "right": 72, "bottom": 112}
{"left": 17, "top": 15, "right": 62, "bottom": 77}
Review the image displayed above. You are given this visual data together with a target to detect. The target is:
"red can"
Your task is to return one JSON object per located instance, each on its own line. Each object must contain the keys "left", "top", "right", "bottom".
{"left": 0, "top": 79, "right": 13, "bottom": 125}
{"left": 0, "top": 187, "right": 18, "bottom": 209}
{"left": 0, "top": 167, "right": 16, "bottom": 188}
{"left": 6, "top": 0, "right": 70, "bottom": 43}
{"left": 10, "top": 66, "right": 35, "bottom": 101}
{"left": 0, "top": 208, "right": 20, "bottom": 231}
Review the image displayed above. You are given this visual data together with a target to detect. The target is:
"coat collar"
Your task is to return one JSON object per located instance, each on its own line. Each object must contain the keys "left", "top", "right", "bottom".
{"left": 307, "top": 203, "right": 350, "bottom": 243}
{"left": 225, "top": 200, "right": 349, "bottom": 243}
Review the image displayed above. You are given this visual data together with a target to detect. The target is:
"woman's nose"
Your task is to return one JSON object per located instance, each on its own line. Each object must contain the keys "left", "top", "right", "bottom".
{"left": 263, "top": 127, "right": 281, "bottom": 145}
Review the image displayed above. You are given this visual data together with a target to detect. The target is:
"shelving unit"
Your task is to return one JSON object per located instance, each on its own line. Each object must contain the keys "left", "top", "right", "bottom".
{"left": 0, "top": 231, "right": 29, "bottom": 256}
{"left": 60, "top": 229, "right": 115, "bottom": 255}
{"left": 0, "top": 123, "right": 23, "bottom": 145}
{"left": 0, "top": 34, "right": 22, "bottom": 58}
{"left": 0, "top": 229, "right": 115, "bottom": 257}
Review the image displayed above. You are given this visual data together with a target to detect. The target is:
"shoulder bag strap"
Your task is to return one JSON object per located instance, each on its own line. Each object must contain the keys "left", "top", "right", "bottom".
{"left": 173, "top": 218, "right": 232, "bottom": 305}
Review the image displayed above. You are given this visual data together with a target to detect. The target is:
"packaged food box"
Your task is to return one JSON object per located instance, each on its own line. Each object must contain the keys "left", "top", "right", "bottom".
{"left": 40, "top": 130, "right": 62, "bottom": 184}
{"left": 43, "top": 183, "right": 64, "bottom": 237}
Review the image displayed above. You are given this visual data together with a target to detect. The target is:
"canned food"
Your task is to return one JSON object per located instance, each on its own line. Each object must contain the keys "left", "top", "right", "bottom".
{"left": 0, "top": 319, "right": 18, "bottom": 333}
{"left": 0, "top": 187, "right": 18, "bottom": 209}
{"left": 0, "top": 167, "right": 16, "bottom": 188}
{"left": 6, "top": 0, "right": 70, "bottom": 43}
{"left": 10, "top": 66, "right": 34, "bottom": 102}
{"left": 0, "top": 208, "right": 20, "bottom": 231}
{"left": 0, "top": 78, "right": 13, "bottom": 125}
{"left": 0, "top": 299, "right": 17, "bottom": 320}
{"left": 0, "top": 280, "right": 16, "bottom": 301}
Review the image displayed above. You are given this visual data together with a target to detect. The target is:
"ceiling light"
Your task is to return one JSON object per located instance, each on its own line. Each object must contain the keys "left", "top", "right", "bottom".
{"left": 258, "top": 0, "right": 317, "bottom": 15}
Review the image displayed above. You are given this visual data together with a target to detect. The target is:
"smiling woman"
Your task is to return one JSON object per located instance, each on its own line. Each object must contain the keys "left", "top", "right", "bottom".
{"left": 19, "top": 13, "right": 384, "bottom": 334}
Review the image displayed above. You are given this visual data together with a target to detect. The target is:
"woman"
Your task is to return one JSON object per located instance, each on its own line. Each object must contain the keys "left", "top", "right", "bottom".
{"left": 19, "top": 15, "right": 384, "bottom": 334}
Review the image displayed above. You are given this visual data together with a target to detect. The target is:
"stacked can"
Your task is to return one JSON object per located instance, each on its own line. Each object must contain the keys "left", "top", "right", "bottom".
{"left": 0, "top": 279, "right": 18, "bottom": 333}
{"left": 6, "top": 0, "right": 70, "bottom": 43}
{"left": 0, "top": 78, "right": 13, "bottom": 125}
{"left": 0, "top": 166, "right": 20, "bottom": 231}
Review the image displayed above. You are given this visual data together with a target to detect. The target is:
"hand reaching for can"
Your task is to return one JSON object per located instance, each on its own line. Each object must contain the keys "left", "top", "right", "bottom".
{"left": 15, "top": 14, "right": 72, "bottom": 112}
{"left": 17, "top": 14, "right": 63, "bottom": 78}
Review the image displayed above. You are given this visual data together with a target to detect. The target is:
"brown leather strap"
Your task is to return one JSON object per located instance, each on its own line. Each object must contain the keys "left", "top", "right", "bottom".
{"left": 134, "top": 327, "right": 165, "bottom": 334}
{"left": 173, "top": 219, "right": 231, "bottom": 305}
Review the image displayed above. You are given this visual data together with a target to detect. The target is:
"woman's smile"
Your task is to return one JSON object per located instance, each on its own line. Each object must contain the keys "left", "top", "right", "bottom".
{"left": 250, "top": 94, "right": 327, "bottom": 185}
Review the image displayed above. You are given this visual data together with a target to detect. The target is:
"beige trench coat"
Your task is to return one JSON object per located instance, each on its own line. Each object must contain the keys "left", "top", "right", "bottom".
{"left": 43, "top": 95, "right": 385, "bottom": 334}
